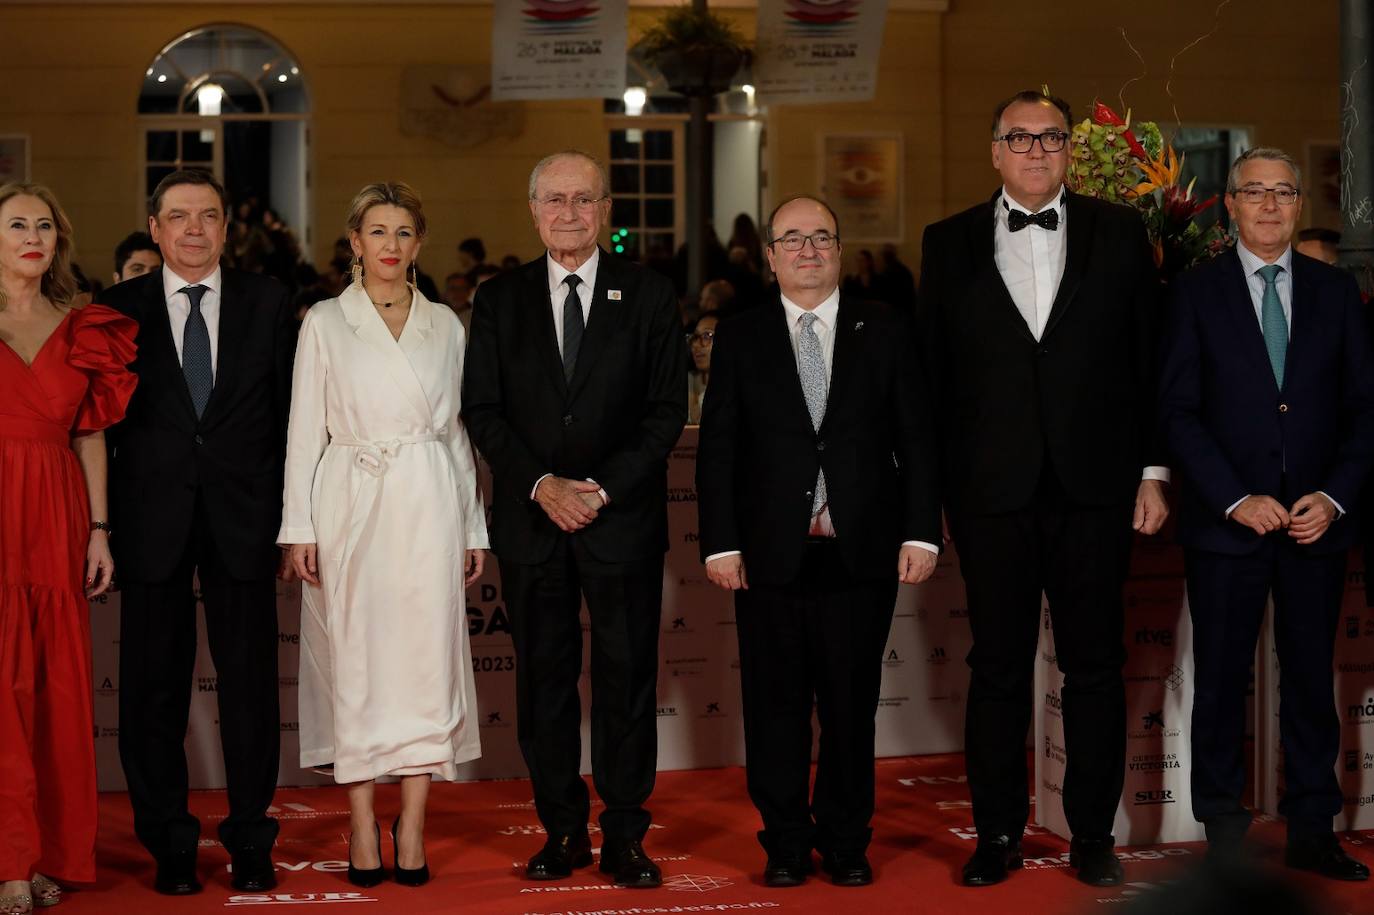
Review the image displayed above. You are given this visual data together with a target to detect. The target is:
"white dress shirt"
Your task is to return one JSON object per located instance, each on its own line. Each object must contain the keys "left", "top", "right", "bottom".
{"left": 704, "top": 286, "right": 939, "bottom": 564}
{"left": 162, "top": 265, "right": 223, "bottom": 380}
{"left": 1223, "top": 242, "right": 1342, "bottom": 518}
{"left": 993, "top": 187, "right": 1169, "bottom": 485}
{"left": 530, "top": 248, "right": 608, "bottom": 505}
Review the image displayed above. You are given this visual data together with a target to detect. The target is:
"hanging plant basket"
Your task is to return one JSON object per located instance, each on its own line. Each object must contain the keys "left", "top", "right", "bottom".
{"left": 639, "top": 5, "right": 750, "bottom": 98}
{"left": 654, "top": 46, "right": 745, "bottom": 97}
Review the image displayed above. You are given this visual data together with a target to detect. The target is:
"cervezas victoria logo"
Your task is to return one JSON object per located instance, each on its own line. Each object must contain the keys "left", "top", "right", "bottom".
{"left": 785, "top": 0, "right": 862, "bottom": 34}
{"left": 522, "top": 0, "right": 600, "bottom": 32}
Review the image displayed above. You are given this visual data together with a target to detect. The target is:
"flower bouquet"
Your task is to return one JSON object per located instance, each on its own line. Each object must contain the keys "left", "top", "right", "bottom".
{"left": 1066, "top": 99, "right": 1232, "bottom": 279}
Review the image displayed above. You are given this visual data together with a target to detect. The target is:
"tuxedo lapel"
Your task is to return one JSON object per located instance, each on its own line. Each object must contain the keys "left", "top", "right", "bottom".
{"left": 973, "top": 195, "right": 1036, "bottom": 344}
{"left": 200, "top": 269, "right": 249, "bottom": 426}
{"left": 522, "top": 259, "right": 568, "bottom": 399}
{"left": 138, "top": 270, "right": 198, "bottom": 423}
{"left": 1220, "top": 249, "right": 1280, "bottom": 392}
{"left": 568, "top": 249, "right": 623, "bottom": 399}
{"left": 1040, "top": 192, "right": 1093, "bottom": 340}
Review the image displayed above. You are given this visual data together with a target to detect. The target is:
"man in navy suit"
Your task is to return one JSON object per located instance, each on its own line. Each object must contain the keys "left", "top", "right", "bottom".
{"left": 1159, "top": 147, "right": 1374, "bottom": 880}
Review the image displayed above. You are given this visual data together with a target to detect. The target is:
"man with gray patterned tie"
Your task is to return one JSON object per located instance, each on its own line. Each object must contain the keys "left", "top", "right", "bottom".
{"left": 696, "top": 195, "right": 941, "bottom": 888}
{"left": 100, "top": 170, "right": 296, "bottom": 896}
{"left": 462, "top": 151, "right": 687, "bottom": 888}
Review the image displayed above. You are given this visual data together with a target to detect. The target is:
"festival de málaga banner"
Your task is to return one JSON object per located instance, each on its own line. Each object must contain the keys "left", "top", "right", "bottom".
{"left": 491, "top": 0, "right": 628, "bottom": 101}
{"left": 754, "top": 0, "right": 890, "bottom": 104}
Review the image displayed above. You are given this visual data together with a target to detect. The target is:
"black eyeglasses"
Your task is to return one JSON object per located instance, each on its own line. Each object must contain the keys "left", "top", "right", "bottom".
{"left": 768, "top": 231, "right": 839, "bottom": 251}
{"left": 687, "top": 331, "right": 715, "bottom": 345}
{"left": 997, "top": 130, "right": 1069, "bottom": 154}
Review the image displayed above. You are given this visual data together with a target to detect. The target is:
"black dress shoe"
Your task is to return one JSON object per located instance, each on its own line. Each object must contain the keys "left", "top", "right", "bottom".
{"left": 230, "top": 845, "right": 277, "bottom": 892}
{"left": 1069, "top": 836, "right": 1123, "bottom": 887}
{"left": 391, "top": 816, "right": 430, "bottom": 887}
{"left": 348, "top": 824, "right": 387, "bottom": 888}
{"left": 526, "top": 833, "right": 593, "bottom": 880}
{"left": 820, "top": 850, "right": 872, "bottom": 887}
{"left": 1285, "top": 835, "right": 1370, "bottom": 881}
{"left": 154, "top": 850, "right": 202, "bottom": 896}
{"left": 599, "top": 839, "right": 662, "bottom": 888}
{"left": 961, "top": 835, "right": 1022, "bottom": 887}
{"left": 763, "top": 851, "right": 814, "bottom": 887}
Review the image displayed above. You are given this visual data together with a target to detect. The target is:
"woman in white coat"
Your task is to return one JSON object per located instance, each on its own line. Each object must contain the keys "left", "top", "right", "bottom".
{"left": 278, "top": 183, "right": 487, "bottom": 888}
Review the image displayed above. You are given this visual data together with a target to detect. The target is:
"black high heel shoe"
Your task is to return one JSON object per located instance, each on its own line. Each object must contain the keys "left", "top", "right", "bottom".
{"left": 392, "top": 816, "right": 430, "bottom": 887}
{"left": 348, "top": 823, "right": 386, "bottom": 888}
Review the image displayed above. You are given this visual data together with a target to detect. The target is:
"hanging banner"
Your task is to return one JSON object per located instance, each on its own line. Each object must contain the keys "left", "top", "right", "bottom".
{"left": 491, "top": 0, "right": 628, "bottom": 101}
{"left": 754, "top": 0, "right": 889, "bottom": 105}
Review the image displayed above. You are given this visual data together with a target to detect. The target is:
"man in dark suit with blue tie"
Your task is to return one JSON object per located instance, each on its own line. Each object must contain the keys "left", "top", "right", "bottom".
{"left": 101, "top": 170, "right": 296, "bottom": 896}
{"left": 1158, "top": 147, "right": 1374, "bottom": 880}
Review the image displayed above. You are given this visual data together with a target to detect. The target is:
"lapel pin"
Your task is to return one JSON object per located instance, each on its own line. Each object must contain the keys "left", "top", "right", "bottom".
{"left": 854, "top": 321, "right": 864, "bottom": 331}
{"left": 607, "top": 289, "right": 622, "bottom": 300}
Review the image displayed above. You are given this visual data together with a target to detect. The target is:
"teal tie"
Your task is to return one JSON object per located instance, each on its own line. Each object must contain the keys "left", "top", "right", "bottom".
{"left": 1258, "top": 264, "right": 1287, "bottom": 389}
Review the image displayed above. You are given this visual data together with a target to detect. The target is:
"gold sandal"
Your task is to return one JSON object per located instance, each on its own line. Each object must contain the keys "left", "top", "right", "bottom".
{"left": 28, "top": 875, "right": 57, "bottom": 908}
{"left": 0, "top": 889, "right": 32, "bottom": 915}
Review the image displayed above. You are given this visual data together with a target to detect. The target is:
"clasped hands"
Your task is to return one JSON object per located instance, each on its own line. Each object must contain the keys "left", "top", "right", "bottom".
{"left": 535, "top": 475, "right": 606, "bottom": 532}
{"left": 1230, "top": 492, "right": 1337, "bottom": 545}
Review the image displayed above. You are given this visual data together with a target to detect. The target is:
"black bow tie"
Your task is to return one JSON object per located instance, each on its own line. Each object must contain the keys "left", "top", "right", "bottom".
{"left": 1007, "top": 208, "right": 1059, "bottom": 232}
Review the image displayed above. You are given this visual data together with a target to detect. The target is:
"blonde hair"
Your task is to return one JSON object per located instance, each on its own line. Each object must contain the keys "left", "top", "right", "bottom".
{"left": 0, "top": 182, "right": 78, "bottom": 309}
{"left": 344, "top": 182, "right": 428, "bottom": 239}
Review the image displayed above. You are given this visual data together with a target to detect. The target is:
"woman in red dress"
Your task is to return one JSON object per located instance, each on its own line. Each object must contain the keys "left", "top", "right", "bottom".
{"left": 0, "top": 183, "right": 136, "bottom": 914}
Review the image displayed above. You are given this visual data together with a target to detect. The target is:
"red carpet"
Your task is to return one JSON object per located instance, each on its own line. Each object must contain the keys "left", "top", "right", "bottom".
{"left": 59, "top": 754, "right": 1369, "bottom": 914}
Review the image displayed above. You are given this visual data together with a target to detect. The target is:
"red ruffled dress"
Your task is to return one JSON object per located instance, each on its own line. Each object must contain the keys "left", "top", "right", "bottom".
{"left": 0, "top": 304, "right": 136, "bottom": 883}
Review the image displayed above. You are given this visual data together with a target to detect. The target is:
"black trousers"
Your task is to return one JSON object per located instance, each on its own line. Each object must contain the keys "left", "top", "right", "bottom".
{"left": 735, "top": 539, "right": 897, "bottom": 857}
{"left": 117, "top": 500, "right": 280, "bottom": 860}
{"left": 502, "top": 536, "right": 663, "bottom": 842}
{"left": 1186, "top": 544, "right": 1346, "bottom": 841}
{"left": 952, "top": 478, "right": 1134, "bottom": 843}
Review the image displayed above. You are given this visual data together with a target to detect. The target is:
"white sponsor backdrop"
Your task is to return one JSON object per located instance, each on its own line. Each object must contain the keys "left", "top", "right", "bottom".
{"left": 490, "top": 0, "right": 627, "bottom": 101}
{"left": 755, "top": 0, "right": 890, "bottom": 104}
{"left": 1033, "top": 538, "right": 1205, "bottom": 845}
{"left": 91, "top": 427, "right": 973, "bottom": 791}
{"left": 1257, "top": 559, "right": 1374, "bottom": 830}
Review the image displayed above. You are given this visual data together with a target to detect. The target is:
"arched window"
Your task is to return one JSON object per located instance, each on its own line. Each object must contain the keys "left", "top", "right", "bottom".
{"left": 137, "top": 25, "right": 311, "bottom": 245}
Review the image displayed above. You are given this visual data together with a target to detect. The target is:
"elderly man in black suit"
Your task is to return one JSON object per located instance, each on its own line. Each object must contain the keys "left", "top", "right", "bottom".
{"left": 696, "top": 194, "right": 941, "bottom": 888}
{"left": 462, "top": 150, "right": 687, "bottom": 888}
{"left": 917, "top": 90, "right": 1169, "bottom": 888}
{"left": 101, "top": 170, "right": 296, "bottom": 896}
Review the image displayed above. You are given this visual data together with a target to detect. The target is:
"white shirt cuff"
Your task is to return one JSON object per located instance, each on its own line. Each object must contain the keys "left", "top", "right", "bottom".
{"left": 902, "top": 540, "right": 940, "bottom": 555}
{"left": 1224, "top": 495, "right": 1248, "bottom": 519}
{"left": 705, "top": 550, "right": 741, "bottom": 564}
{"left": 1142, "top": 466, "right": 1170, "bottom": 483}
{"left": 586, "top": 478, "right": 610, "bottom": 507}
{"left": 1318, "top": 491, "right": 1345, "bottom": 517}
{"left": 530, "top": 472, "right": 553, "bottom": 500}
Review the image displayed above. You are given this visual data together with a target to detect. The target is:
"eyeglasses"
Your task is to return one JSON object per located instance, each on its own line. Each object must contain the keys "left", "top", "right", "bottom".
{"left": 997, "top": 130, "right": 1070, "bottom": 154}
{"left": 534, "top": 194, "right": 608, "bottom": 212}
{"left": 1231, "top": 185, "right": 1301, "bottom": 206}
{"left": 768, "top": 231, "right": 839, "bottom": 251}
{"left": 687, "top": 331, "right": 715, "bottom": 345}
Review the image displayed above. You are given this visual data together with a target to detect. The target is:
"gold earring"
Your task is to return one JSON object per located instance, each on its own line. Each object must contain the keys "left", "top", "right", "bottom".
{"left": 350, "top": 256, "right": 363, "bottom": 286}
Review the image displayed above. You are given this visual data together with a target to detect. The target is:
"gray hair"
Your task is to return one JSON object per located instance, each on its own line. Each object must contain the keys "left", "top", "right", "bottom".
{"left": 1227, "top": 147, "right": 1303, "bottom": 194}
{"left": 527, "top": 150, "right": 610, "bottom": 201}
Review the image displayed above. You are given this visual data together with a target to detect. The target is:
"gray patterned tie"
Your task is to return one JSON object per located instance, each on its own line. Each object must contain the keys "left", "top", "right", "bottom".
{"left": 562, "top": 274, "right": 584, "bottom": 382}
{"left": 1258, "top": 264, "right": 1287, "bottom": 389}
{"left": 181, "top": 284, "right": 213, "bottom": 418}
{"left": 798, "top": 312, "right": 827, "bottom": 514}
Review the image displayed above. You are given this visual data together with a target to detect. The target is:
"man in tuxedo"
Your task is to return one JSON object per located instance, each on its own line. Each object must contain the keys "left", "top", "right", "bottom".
{"left": 1158, "top": 147, "right": 1374, "bottom": 880}
{"left": 916, "top": 90, "right": 1169, "bottom": 887}
{"left": 696, "top": 195, "right": 941, "bottom": 887}
{"left": 461, "top": 151, "right": 687, "bottom": 888}
{"left": 101, "top": 170, "right": 295, "bottom": 895}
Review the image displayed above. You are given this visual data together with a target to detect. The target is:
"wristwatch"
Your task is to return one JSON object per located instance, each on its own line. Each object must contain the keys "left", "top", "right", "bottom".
{"left": 90, "top": 520, "right": 111, "bottom": 532}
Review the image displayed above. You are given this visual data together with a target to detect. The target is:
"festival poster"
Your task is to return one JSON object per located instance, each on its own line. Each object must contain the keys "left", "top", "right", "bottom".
{"left": 754, "top": 0, "right": 889, "bottom": 105}
{"left": 491, "top": 0, "right": 628, "bottom": 101}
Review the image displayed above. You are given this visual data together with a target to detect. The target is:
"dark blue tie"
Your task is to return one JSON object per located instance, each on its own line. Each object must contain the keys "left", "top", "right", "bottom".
{"left": 181, "top": 284, "right": 213, "bottom": 417}
{"left": 562, "top": 274, "right": 584, "bottom": 382}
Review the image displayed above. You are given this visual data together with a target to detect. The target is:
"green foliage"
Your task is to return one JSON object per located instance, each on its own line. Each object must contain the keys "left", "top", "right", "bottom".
{"left": 639, "top": 5, "right": 746, "bottom": 65}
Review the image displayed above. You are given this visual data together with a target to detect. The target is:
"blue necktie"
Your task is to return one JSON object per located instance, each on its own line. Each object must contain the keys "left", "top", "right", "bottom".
{"left": 562, "top": 274, "right": 584, "bottom": 382}
{"left": 181, "top": 284, "right": 213, "bottom": 417}
{"left": 1258, "top": 264, "right": 1287, "bottom": 389}
{"left": 798, "top": 312, "right": 828, "bottom": 514}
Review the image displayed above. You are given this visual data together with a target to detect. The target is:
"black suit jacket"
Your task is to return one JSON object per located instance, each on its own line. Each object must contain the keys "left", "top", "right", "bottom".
{"left": 101, "top": 267, "right": 295, "bottom": 581}
{"left": 1158, "top": 248, "right": 1374, "bottom": 556}
{"left": 695, "top": 294, "right": 941, "bottom": 586}
{"left": 461, "top": 250, "right": 688, "bottom": 564}
{"left": 916, "top": 190, "right": 1162, "bottom": 515}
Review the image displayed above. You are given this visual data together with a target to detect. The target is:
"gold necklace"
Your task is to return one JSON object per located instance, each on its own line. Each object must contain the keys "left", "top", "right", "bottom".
{"left": 368, "top": 290, "right": 412, "bottom": 310}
